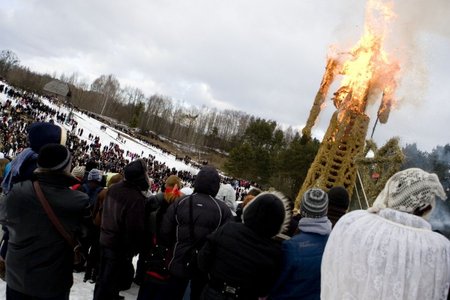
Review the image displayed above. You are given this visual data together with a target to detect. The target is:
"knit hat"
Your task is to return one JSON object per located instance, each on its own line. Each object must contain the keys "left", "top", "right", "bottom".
{"left": 28, "top": 122, "right": 67, "bottom": 152}
{"left": 371, "top": 168, "right": 447, "bottom": 215}
{"left": 88, "top": 168, "right": 102, "bottom": 182}
{"left": 243, "top": 191, "right": 291, "bottom": 238}
{"left": 327, "top": 186, "right": 350, "bottom": 226}
{"left": 37, "top": 144, "right": 71, "bottom": 172}
{"left": 301, "top": 188, "right": 329, "bottom": 218}
{"left": 71, "top": 166, "right": 86, "bottom": 179}
{"left": 124, "top": 159, "right": 150, "bottom": 191}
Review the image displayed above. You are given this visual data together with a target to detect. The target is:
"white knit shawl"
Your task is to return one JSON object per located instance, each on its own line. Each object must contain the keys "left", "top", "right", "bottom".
{"left": 321, "top": 209, "right": 450, "bottom": 300}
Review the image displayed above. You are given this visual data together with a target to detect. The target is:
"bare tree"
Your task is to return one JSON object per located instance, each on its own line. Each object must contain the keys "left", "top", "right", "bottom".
{"left": 90, "top": 74, "right": 120, "bottom": 115}
{"left": 0, "top": 50, "right": 20, "bottom": 76}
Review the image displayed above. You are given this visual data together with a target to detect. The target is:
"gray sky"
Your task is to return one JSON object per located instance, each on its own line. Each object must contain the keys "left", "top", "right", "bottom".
{"left": 1, "top": 0, "right": 449, "bottom": 151}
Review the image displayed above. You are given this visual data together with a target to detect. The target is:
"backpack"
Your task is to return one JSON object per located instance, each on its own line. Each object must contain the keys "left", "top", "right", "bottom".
{"left": 144, "top": 195, "right": 172, "bottom": 282}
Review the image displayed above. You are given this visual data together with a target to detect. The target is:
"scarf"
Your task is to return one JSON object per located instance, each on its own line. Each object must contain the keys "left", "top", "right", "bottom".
{"left": 1, "top": 148, "right": 37, "bottom": 194}
{"left": 298, "top": 216, "right": 332, "bottom": 235}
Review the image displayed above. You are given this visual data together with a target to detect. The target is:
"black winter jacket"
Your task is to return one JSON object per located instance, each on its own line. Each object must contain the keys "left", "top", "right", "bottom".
{"left": 99, "top": 180, "right": 146, "bottom": 256}
{"left": 160, "top": 193, "right": 232, "bottom": 278}
{"left": 197, "top": 222, "right": 283, "bottom": 299}
{"left": 1, "top": 172, "right": 90, "bottom": 298}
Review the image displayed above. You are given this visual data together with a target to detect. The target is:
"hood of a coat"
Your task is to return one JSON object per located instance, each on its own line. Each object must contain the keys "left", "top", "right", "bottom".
{"left": 243, "top": 191, "right": 291, "bottom": 238}
{"left": 193, "top": 166, "right": 220, "bottom": 197}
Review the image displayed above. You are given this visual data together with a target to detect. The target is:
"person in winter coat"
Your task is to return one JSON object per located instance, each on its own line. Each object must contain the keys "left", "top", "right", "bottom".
{"left": 235, "top": 187, "right": 261, "bottom": 223}
{"left": 86, "top": 173, "right": 123, "bottom": 284}
{"left": 160, "top": 166, "right": 233, "bottom": 300}
{"left": 79, "top": 168, "right": 103, "bottom": 206}
{"left": 321, "top": 168, "right": 450, "bottom": 300}
{"left": 92, "top": 173, "right": 123, "bottom": 228}
{"left": 0, "top": 144, "right": 90, "bottom": 300}
{"left": 198, "top": 191, "right": 291, "bottom": 300}
{"left": 93, "top": 159, "right": 150, "bottom": 300}
{"left": 270, "top": 188, "right": 331, "bottom": 300}
{"left": 215, "top": 182, "right": 237, "bottom": 216}
{"left": 0, "top": 122, "right": 67, "bottom": 281}
{"left": 70, "top": 165, "right": 86, "bottom": 190}
{"left": 81, "top": 168, "right": 105, "bottom": 282}
{"left": 137, "top": 175, "right": 184, "bottom": 299}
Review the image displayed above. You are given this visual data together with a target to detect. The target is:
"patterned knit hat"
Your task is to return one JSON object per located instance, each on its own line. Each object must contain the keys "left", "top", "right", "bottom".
{"left": 301, "top": 188, "right": 329, "bottom": 218}
{"left": 88, "top": 168, "right": 102, "bottom": 182}
{"left": 371, "top": 168, "right": 446, "bottom": 214}
{"left": 71, "top": 166, "right": 86, "bottom": 179}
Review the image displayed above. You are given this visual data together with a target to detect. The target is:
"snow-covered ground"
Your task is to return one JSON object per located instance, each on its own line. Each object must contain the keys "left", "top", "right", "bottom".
{"left": 0, "top": 83, "right": 199, "bottom": 298}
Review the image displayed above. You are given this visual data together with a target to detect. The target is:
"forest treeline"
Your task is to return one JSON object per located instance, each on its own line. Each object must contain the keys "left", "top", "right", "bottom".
{"left": 0, "top": 50, "right": 449, "bottom": 200}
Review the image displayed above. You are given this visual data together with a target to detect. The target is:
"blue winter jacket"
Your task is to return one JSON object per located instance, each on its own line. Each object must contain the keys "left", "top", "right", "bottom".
{"left": 270, "top": 230, "right": 329, "bottom": 300}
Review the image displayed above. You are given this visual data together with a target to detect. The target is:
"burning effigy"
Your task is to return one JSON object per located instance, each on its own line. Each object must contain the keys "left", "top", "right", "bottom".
{"left": 295, "top": 0, "right": 401, "bottom": 210}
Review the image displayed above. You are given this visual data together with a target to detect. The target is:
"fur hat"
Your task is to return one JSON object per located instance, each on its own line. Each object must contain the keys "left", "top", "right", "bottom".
{"left": 124, "top": 159, "right": 149, "bottom": 191}
{"left": 37, "top": 144, "right": 71, "bottom": 172}
{"left": 371, "top": 168, "right": 446, "bottom": 216}
{"left": 88, "top": 168, "right": 102, "bottom": 182}
{"left": 71, "top": 166, "right": 86, "bottom": 179}
{"left": 193, "top": 166, "right": 220, "bottom": 197}
{"left": 301, "top": 188, "right": 329, "bottom": 218}
{"left": 28, "top": 122, "right": 67, "bottom": 152}
{"left": 243, "top": 191, "right": 291, "bottom": 238}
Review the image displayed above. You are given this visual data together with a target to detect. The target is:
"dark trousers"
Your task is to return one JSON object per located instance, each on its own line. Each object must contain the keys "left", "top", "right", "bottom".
{"left": 6, "top": 285, "right": 69, "bottom": 300}
{"left": 158, "top": 275, "right": 206, "bottom": 300}
{"left": 93, "top": 247, "right": 134, "bottom": 300}
{"left": 84, "top": 230, "right": 100, "bottom": 281}
{"left": 137, "top": 279, "right": 170, "bottom": 300}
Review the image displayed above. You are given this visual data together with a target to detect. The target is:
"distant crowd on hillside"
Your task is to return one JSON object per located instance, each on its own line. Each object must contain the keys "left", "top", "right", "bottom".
{"left": 0, "top": 82, "right": 255, "bottom": 197}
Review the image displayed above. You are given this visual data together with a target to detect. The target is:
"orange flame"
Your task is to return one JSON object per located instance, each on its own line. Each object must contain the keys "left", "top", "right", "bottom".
{"left": 330, "top": 0, "right": 400, "bottom": 119}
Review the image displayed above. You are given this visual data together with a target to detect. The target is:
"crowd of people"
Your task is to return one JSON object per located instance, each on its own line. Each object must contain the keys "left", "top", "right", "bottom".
{"left": 0, "top": 83, "right": 449, "bottom": 300}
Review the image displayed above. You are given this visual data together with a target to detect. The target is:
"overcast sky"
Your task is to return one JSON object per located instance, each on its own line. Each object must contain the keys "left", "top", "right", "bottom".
{"left": 1, "top": 0, "right": 449, "bottom": 151}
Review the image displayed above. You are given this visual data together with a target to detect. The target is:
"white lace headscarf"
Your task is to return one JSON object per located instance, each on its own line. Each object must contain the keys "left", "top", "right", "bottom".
{"left": 369, "top": 168, "right": 447, "bottom": 218}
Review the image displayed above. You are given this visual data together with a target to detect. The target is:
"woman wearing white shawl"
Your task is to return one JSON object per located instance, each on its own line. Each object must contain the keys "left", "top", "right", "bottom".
{"left": 321, "top": 168, "right": 450, "bottom": 300}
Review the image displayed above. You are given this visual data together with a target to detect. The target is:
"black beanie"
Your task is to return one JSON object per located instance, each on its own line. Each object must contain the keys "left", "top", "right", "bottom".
{"left": 243, "top": 192, "right": 286, "bottom": 238}
{"left": 37, "top": 144, "right": 71, "bottom": 172}
{"left": 327, "top": 186, "right": 350, "bottom": 209}
{"left": 124, "top": 159, "right": 149, "bottom": 191}
{"left": 28, "top": 122, "right": 66, "bottom": 152}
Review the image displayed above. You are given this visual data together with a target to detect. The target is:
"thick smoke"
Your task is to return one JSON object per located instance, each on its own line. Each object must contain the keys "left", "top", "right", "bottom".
{"left": 389, "top": 0, "right": 450, "bottom": 106}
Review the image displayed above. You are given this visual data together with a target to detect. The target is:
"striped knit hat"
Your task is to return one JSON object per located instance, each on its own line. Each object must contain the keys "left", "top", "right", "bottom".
{"left": 301, "top": 188, "right": 329, "bottom": 218}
